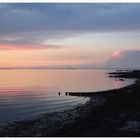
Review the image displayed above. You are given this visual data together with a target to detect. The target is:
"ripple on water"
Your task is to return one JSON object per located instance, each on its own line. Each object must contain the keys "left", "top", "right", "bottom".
{"left": 0, "top": 93, "right": 90, "bottom": 124}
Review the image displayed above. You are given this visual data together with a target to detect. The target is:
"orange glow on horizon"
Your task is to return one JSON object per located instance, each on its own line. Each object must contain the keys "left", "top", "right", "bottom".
{"left": 0, "top": 43, "right": 108, "bottom": 67}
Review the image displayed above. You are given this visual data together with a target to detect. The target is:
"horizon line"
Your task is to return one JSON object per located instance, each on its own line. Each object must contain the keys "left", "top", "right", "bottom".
{"left": 0, "top": 67, "right": 136, "bottom": 70}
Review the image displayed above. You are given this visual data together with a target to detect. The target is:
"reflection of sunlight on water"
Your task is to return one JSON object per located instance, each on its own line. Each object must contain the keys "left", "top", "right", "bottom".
{"left": 0, "top": 87, "right": 49, "bottom": 97}
{"left": 112, "top": 78, "right": 135, "bottom": 89}
{"left": 0, "top": 69, "right": 135, "bottom": 124}
{"left": 113, "top": 79, "right": 123, "bottom": 89}
{"left": 0, "top": 86, "right": 89, "bottom": 124}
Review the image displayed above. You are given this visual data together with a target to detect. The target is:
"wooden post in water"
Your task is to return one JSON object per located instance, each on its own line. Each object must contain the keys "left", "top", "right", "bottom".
{"left": 65, "top": 92, "right": 68, "bottom": 96}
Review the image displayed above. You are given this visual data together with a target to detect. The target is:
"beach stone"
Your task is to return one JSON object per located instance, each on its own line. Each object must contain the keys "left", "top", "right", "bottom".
{"left": 120, "top": 121, "right": 140, "bottom": 132}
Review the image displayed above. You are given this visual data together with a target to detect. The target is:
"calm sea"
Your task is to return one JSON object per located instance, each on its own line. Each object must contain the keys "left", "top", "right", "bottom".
{"left": 0, "top": 69, "right": 134, "bottom": 124}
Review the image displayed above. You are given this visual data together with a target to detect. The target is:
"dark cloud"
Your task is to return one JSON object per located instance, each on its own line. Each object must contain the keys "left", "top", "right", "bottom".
{"left": 106, "top": 50, "right": 140, "bottom": 69}
{"left": 0, "top": 3, "right": 140, "bottom": 49}
{"left": 1, "top": 3, "right": 140, "bottom": 33}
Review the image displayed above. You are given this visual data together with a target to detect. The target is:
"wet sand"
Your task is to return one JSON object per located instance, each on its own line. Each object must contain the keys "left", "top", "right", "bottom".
{"left": 0, "top": 70, "right": 140, "bottom": 136}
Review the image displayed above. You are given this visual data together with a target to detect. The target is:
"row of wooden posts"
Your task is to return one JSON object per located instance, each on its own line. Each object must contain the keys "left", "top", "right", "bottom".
{"left": 58, "top": 92, "right": 84, "bottom": 96}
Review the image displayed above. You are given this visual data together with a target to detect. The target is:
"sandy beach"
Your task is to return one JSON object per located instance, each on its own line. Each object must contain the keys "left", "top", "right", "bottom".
{"left": 0, "top": 70, "right": 140, "bottom": 137}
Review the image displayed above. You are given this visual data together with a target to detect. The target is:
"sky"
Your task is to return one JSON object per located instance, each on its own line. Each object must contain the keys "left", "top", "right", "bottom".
{"left": 0, "top": 3, "right": 140, "bottom": 68}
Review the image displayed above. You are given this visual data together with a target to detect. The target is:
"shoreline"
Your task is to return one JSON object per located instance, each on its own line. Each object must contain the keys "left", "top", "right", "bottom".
{"left": 0, "top": 70, "right": 140, "bottom": 136}
{"left": 0, "top": 94, "right": 104, "bottom": 136}
{"left": 54, "top": 70, "right": 140, "bottom": 136}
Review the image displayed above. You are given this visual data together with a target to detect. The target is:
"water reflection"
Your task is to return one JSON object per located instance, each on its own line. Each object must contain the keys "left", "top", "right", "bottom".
{"left": 0, "top": 69, "right": 134, "bottom": 124}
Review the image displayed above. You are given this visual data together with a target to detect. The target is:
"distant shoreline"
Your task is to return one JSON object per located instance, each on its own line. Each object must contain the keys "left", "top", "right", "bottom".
{"left": 0, "top": 67, "right": 137, "bottom": 70}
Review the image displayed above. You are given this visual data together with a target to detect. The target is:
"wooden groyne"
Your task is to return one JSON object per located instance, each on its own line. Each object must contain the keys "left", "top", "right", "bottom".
{"left": 65, "top": 83, "right": 135, "bottom": 97}
{"left": 66, "top": 90, "right": 115, "bottom": 97}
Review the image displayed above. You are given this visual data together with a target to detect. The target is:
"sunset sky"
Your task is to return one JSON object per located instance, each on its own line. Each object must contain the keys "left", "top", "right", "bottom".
{"left": 0, "top": 3, "right": 140, "bottom": 68}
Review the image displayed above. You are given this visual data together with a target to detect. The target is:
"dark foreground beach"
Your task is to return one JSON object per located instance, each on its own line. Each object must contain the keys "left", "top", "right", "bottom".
{"left": 0, "top": 70, "right": 140, "bottom": 137}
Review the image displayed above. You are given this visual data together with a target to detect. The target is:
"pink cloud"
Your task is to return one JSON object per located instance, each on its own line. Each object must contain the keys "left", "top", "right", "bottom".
{"left": 0, "top": 43, "right": 62, "bottom": 51}
{"left": 112, "top": 50, "right": 122, "bottom": 58}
